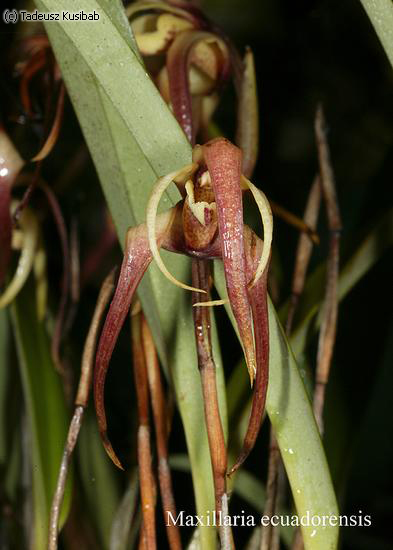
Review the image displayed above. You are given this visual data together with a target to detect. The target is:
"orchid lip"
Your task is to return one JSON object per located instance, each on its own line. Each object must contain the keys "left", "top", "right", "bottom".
{"left": 146, "top": 162, "right": 207, "bottom": 294}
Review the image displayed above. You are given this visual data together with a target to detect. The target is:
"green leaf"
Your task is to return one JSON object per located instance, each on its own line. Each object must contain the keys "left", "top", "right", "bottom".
{"left": 10, "top": 279, "right": 72, "bottom": 550}
{"left": 109, "top": 469, "right": 139, "bottom": 550}
{"left": 78, "top": 409, "right": 121, "bottom": 548}
{"left": 170, "top": 453, "right": 294, "bottom": 547}
{"left": 359, "top": 0, "right": 393, "bottom": 67}
{"left": 34, "top": 1, "right": 227, "bottom": 547}
{"left": 214, "top": 262, "right": 339, "bottom": 550}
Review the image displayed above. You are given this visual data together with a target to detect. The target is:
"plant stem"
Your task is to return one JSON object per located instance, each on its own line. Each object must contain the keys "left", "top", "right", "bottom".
{"left": 131, "top": 311, "right": 157, "bottom": 550}
{"left": 48, "top": 270, "right": 115, "bottom": 550}
{"left": 291, "top": 105, "right": 342, "bottom": 550}
{"left": 286, "top": 176, "right": 321, "bottom": 335}
{"left": 192, "top": 259, "right": 232, "bottom": 549}
{"left": 259, "top": 432, "right": 281, "bottom": 550}
{"left": 313, "top": 105, "right": 342, "bottom": 435}
{"left": 269, "top": 200, "right": 319, "bottom": 246}
{"left": 141, "top": 315, "right": 182, "bottom": 550}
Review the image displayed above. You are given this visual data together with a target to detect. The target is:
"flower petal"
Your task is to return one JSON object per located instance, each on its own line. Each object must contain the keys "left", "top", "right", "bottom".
{"left": 134, "top": 13, "right": 193, "bottom": 56}
{"left": 94, "top": 207, "right": 180, "bottom": 468}
{"left": 167, "top": 31, "right": 229, "bottom": 144}
{"left": 229, "top": 228, "right": 270, "bottom": 474}
{"left": 203, "top": 137, "right": 256, "bottom": 384}
{"left": 146, "top": 163, "right": 206, "bottom": 293}
{"left": 241, "top": 175, "right": 273, "bottom": 288}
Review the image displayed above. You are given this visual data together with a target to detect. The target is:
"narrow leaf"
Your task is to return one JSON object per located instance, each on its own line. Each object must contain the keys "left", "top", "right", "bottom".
{"left": 10, "top": 279, "right": 72, "bottom": 550}
{"left": 77, "top": 409, "right": 121, "bottom": 549}
{"left": 359, "top": 0, "right": 393, "bottom": 67}
{"left": 214, "top": 262, "right": 339, "bottom": 550}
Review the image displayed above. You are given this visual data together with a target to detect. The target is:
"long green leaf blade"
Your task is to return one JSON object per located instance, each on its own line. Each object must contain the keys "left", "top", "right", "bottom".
{"left": 214, "top": 262, "right": 339, "bottom": 550}
{"left": 78, "top": 410, "right": 121, "bottom": 548}
{"left": 359, "top": 0, "right": 393, "bottom": 67}
{"left": 10, "top": 281, "right": 72, "bottom": 549}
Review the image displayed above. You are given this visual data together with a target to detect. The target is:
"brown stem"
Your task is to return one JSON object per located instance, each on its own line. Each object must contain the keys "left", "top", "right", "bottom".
{"left": 191, "top": 259, "right": 232, "bottom": 549}
{"left": 48, "top": 406, "right": 84, "bottom": 550}
{"left": 131, "top": 312, "right": 157, "bottom": 550}
{"left": 314, "top": 104, "right": 342, "bottom": 435}
{"left": 260, "top": 432, "right": 281, "bottom": 550}
{"left": 315, "top": 106, "right": 342, "bottom": 231}
{"left": 285, "top": 176, "right": 322, "bottom": 335}
{"left": 313, "top": 231, "right": 340, "bottom": 431}
{"left": 141, "top": 316, "right": 182, "bottom": 550}
{"left": 269, "top": 199, "right": 319, "bottom": 246}
{"left": 75, "top": 270, "right": 116, "bottom": 407}
{"left": 48, "top": 270, "right": 115, "bottom": 550}
{"left": 138, "top": 525, "right": 147, "bottom": 550}
{"left": 291, "top": 105, "right": 342, "bottom": 550}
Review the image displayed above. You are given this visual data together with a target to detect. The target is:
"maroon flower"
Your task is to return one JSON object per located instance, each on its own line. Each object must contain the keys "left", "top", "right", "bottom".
{"left": 94, "top": 136, "right": 273, "bottom": 473}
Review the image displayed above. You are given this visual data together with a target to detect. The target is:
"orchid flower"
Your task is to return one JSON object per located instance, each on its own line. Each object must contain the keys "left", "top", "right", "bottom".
{"left": 94, "top": 136, "right": 273, "bottom": 473}
{"left": 127, "top": 0, "right": 232, "bottom": 145}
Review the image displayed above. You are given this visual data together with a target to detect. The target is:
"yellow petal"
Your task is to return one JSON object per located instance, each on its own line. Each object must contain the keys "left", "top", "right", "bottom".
{"left": 0, "top": 204, "right": 39, "bottom": 308}
{"left": 241, "top": 176, "right": 273, "bottom": 287}
{"left": 146, "top": 163, "right": 206, "bottom": 294}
